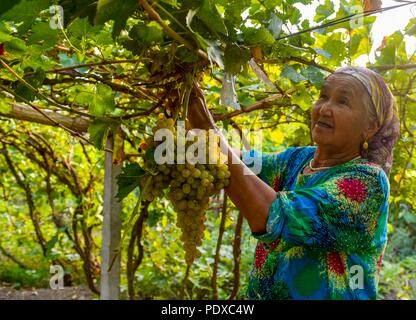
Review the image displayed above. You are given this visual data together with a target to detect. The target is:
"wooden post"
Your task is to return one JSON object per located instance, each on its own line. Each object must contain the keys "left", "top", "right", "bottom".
{"left": 100, "top": 133, "right": 122, "bottom": 300}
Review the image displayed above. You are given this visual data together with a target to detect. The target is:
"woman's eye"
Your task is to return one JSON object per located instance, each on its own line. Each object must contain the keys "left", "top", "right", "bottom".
{"left": 339, "top": 99, "right": 348, "bottom": 105}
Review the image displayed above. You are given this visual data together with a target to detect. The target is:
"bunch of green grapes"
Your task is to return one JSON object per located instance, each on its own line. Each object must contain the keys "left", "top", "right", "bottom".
{"left": 141, "top": 113, "right": 231, "bottom": 265}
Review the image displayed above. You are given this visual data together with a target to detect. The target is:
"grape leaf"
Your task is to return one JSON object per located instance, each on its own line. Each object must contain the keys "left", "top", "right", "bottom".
{"left": 116, "top": 162, "right": 145, "bottom": 201}
{"left": 224, "top": 44, "right": 250, "bottom": 75}
{"left": 0, "top": 0, "right": 51, "bottom": 33}
{"left": 13, "top": 68, "right": 45, "bottom": 102}
{"left": 88, "top": 119, "right": 119, "bottom": 150}
{"left": 242, "top": 27, "right": 275, "bottom": 47}
{"left": 85, "top": 84, "right": 116, "bottom": 117}
{"left": 301, "top": 66, "right": 326, "bottom": 87}
{"left": 281, "top": 65, "right": 307, "bottom": 83}
{"left": 314, "top": 0, "right": 335, "bottom": 23}
{"left": 94, "top": 0, "right": 138, "bottom": 38}
{"left": 268, "top": 14, "right": 283, "bottom": 39}
{"left": 129, "top": 22, "right": 164, "bottom": 45}
{"left": 28, "top": 22, "right": 59, "bottom": 49}
{"left": 196, "top": 0, "right": 228, "bottom": 36}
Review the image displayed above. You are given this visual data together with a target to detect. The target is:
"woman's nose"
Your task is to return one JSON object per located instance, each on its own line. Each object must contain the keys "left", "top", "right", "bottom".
{"left": 319, "top": 101, "right": 332, "bottom": 116}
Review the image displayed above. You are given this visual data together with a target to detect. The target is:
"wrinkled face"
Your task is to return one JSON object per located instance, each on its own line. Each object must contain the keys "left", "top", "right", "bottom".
{"left": 311, "top": 73, "right": 372, "bottom": 154}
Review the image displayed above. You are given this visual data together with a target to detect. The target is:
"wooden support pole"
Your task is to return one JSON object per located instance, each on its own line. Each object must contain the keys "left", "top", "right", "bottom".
{"left": 0, "top": 103, "right": 90, "bottom": 132}
{"left": 100, "top": 133, "right": 122, "bottom": 300}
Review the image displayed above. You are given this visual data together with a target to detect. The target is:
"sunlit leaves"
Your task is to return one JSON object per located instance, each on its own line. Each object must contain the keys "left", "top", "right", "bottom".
{"left": 0, "top": 93, "right": 11, "bottom": 113}
{"left": 242, "top": 27, "right": 275, "bottom": 47}
{"left": 314, "top": 0, "right": 335, "bottom": 23}
{"left": 76, "top": 84, "right": 116, "bottom": 117}
{"left": 376, "top": 32, "right": 405, "bottom": 66}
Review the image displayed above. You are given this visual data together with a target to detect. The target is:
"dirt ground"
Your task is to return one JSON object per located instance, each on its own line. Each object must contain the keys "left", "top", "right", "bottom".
{"left": 0, "top": 283, "right": 94, "bottom": 300}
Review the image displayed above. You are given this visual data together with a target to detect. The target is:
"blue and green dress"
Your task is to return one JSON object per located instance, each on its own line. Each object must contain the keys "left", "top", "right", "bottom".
{"left": 241, "top": 146, "right": 390, "bottom": 300}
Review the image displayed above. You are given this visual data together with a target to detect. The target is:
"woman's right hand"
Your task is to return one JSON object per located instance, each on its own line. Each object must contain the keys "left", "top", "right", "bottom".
{"left": 187, "top": 80, "right": 216, "bottom": 130}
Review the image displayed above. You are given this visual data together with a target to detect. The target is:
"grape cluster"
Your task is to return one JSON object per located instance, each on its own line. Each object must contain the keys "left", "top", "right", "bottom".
{"left": 140, "top": 113, "right": 230, "bottom": 265}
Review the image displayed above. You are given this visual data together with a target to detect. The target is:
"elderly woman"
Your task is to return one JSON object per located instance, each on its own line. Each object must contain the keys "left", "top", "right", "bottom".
{"left": 187, "top": 66, "right": 400, "bottom": 300}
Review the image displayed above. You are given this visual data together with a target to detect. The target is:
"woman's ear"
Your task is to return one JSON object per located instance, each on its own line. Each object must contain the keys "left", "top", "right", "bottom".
{"left": 365, "top": 120, "right": 380, "bottom": 140}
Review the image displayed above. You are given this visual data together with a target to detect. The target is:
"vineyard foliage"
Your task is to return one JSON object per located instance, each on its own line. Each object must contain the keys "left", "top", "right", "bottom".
{"left": 0, "top": 0, "right": 415, "bottom": 299}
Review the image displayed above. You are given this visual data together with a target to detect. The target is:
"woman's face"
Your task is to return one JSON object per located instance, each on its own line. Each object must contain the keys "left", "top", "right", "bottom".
{"left": 311, "top": 73, "right": 375, "bottom": 154}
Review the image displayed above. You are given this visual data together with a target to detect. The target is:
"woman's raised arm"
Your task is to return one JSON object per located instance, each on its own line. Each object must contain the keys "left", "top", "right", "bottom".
{"left": 187, "top": 82, "right": 276, "bottom": 233}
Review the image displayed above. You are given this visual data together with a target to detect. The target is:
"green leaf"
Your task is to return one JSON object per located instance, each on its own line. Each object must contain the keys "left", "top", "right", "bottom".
{"left": 314, "top": 0, "right": 334, "bottom": 23}
{"left": 129, "top": 21, "right": 164, "bottom": 45}
{"left": 46, "top": 234, "right": 59, "bottom": 256}
{"left": 116, "top": 162, "right": 145, "bottom": 201}
{"left": 405, "top": 18, "right": 416, "bottom": 36}
{"left": 0, "top": 31, "right": 13, "bottom": 43}
{"left": 224, "top": 44, "right": 250, "bottom": 75}
{"left": 176, "top": 47, "right": 199, "bottom": 62}
{"left": 196, "top": 0, "right": 228, "bottom": 36}
{"left": 94, "top": 0, "right": 138, "bottom": 38}
{"left": 0, "top": 97, "right": 11, "bottom": 113}
{"left": 67, "top": 17, "right": 98, "bottom": 39}
{"left": 87, "top": 119, "right": 116, "bottom": 150}
{"left": 300, "top": 66, "right": 326, "bottom": 87}
{"left": 322, "top": 38, "right": 345, "bottom": 65}
{"left": 376, "top": 32, "right": 404, "bottom": 66}
{"left": 28, "top": 22, "right": 59, "bottom": 49}
{"left": 160, "top": 0, "right": 179, "bottom": 8}
{"left": 0, "top": 0, "right": 52, "bottom": 33}
{"left": 13, "top": 68, "right": 45, "bottom": 102}
{"left": 268, "top": 14, "right": 283, "bottom": 39}
{"left": 281, "top": 65, "right": 307, "bottom": 83}
{"left": 288, "top": 7, "right": 301, "bottom": 25}
{"left": 0, "top": 1, "right": 21, "bottom": 16}
{"left": 58, "top": 53, "right": 88, "bottom": 73}
{"left": 145, "top": 146, "right": 156, "bottom": 163}
{"left": 312, "top": 47, "right": 332, "bottom": 59}
{"left": 89, "top": 84, "right": 116, "bottom": 116}
{"left": 4, "top": 37, "right": 27, "bottom": 57}
{"left": 242, "top": 27, "right": 275, "bottom": 47}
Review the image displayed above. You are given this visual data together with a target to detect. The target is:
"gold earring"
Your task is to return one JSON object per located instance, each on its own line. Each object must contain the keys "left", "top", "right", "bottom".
{"left": 363, "top": 138, "right": 368, "bottom": 150}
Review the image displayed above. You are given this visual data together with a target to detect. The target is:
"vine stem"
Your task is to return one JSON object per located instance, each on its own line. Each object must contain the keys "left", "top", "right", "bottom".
{"left": 0, "top": 58, "right": 93, "bottom": 119}
{"left": 180, "top": 264, "right": 192, "bottom": 299}
{"left": 212, "top": 192, "right": 228, "bottom": 299}
{"left": 229, "top": 211, "right": 243, "bottom": 300}
{"left": 138, "top": 0, "right": 208, "bottom": 61}
{"left": 107, "top": 175, "right": 153, "bottom": 272}
{"left": 0, "top": 84, "right": 113, "bottom": 153}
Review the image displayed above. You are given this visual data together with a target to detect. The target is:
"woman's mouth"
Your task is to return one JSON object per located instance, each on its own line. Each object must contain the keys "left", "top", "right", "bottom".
{"left": 316, "top": 121, "right": 333, "bottom": 129}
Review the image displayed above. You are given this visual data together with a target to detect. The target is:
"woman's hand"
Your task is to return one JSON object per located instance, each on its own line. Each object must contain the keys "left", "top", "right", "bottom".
{"left": 187, "top": 80, "right": 216, "bottom": 130}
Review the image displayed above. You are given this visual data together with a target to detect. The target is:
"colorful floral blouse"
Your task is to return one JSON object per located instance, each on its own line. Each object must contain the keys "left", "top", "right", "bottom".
{"left": 241, "top": 146, "right": 390, "bottom": 300}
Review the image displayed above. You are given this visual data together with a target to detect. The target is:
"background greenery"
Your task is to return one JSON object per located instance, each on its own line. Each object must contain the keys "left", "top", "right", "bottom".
{"left": 0, "top": 0, "right": 415, "bottom": 299}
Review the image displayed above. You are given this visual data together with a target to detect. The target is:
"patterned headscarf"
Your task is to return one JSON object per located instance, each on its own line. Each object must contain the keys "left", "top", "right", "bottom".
{"left": 331, "top": 66, "right": 400, "bottom": 176}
